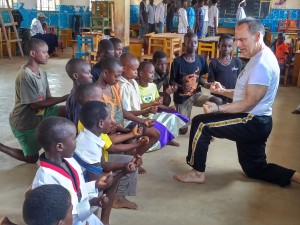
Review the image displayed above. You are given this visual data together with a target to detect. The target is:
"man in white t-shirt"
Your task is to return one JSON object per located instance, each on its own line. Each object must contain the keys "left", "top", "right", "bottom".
{"left": 208, "top": 0, "right": 219, "bottom": 36}
{"left": 236, "top": 0, "right": 246, "bottom": 22}
{"left": 175, "top": 17, "right": 300, "bottom": 187}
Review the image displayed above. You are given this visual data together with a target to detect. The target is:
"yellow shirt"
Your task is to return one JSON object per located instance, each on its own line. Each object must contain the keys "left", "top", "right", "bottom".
{"left": 139, "top": 83, "right": 160, "bottom": 104}
{"left": 77, "top": 120, "right": 112, "bottom": 162}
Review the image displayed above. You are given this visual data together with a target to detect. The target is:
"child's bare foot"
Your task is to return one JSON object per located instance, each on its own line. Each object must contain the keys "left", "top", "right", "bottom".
{"left": 138, "top": 166, "right": 147, "bottom": 174}
{"left": 113, "top": 195, "right": 138, "bottom": 210}
{"left": 167, "top": 140, "right": 180, "bottom": 147}
{"left": 291, "top": 172, "right": 300, "bottom": 184}
{"left": 174, "top": 169, "right": 205, "bottom": 184}
{"left": 0, "top": 217, "right": 16, "bottom": 225}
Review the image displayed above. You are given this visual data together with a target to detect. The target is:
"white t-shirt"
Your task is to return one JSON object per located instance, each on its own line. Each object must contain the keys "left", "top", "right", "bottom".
{"left": 203, "top": 5, "right": 209, "bottom": 22}
{"left": 75, "top": 128, "right": 105, "bottom": 164}
{"left": 178, "top": 7, "right": 189, "bottom": 32}
{"left": 155, "top": 2, "right": 165, "bottom": 23}
{"left": 208, "top": 5, "right": 219, "bottom": 27}
{"left": 236, "top": 6, "right": 246, "bottom": 21}
{"left": 233, "top": 47, "right": 280, "bottom": 116}
{"left": 30, "top": 18, "right": 44, "bottom": 36}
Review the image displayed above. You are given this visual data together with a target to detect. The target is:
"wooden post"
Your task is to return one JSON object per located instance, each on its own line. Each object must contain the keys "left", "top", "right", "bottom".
{"left": 113, "top": 0, "right": 130, "bottom": 47}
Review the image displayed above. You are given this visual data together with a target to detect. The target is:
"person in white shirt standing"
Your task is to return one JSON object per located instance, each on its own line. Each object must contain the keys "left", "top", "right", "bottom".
{"left": 155, "top": 0, "right": 168, "bottom": 33}
{"left": 236, "top": 0, "right": 246, "bottom": 22}
{"left": 177, "top": 0, "right": 189, "bottom": 34}
{"left": 208, "top": 0, "right": 219, "bottom": 36}
{"left": 147, "top": 0, "right": 156, "bottom": 33}
{"left": 201, "top": 0, "right": 209, "bottom": 38}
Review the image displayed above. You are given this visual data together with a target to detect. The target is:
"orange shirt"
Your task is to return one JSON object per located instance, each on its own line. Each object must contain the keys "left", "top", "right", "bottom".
{"left": 275, "top": 42, "right": 289, "bottom": 63}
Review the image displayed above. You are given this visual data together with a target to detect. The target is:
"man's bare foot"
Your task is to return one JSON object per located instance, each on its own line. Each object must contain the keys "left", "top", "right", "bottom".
{"left": 138, "top": 166, "right": 147, "bottom": 174}
{"left": 174, "top": 169, "right": 205, "bottom": 184}
{"left": 0, "top": 217, "right": 16, "bottom": 225}
{"left": 113, "top": 195, "right": 138, "bottom": 210}
{"left": 291, "top": 172, "right": 300, "bottom": 184}
{"left": 167, "top": 140, "right": 180, "bottom": 147}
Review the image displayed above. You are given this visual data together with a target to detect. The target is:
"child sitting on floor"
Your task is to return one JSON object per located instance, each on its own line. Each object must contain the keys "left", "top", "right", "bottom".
{"left": 94, "top": 56, "right": 160, "bottom": 173}
{"left": 0, "top": 38, "right": 69, "bottom": 164}
{"left": 0, "top": 184, "right": 73, "bottom": 225}
{"left": 208, "top": 34, "right": 242, "bottom": 104}
{"left": 169, "top": 32, "right": 222, "bottom": 135}
{"left": 91, "top": 39, "right": 115, "bottom": 82}
{"left": 110, "top": 37, "right": 123, "bottom": 59}
{"left": 74, "top": 101, "right": 142, "bottom": 222}
{"left": 65, "top": 58, "right": 93, "bottom": 126}
{"left": 74, "top": 84, "right": 148, "bottom": 210}
{"left": 152, "top": 51, "right": 178, "bottom": 106}
{"left": 31, "top": 116, "right": 114, "bottom": 225}
{"left": 137, "top": 61, "right": 189, "bottom": 148}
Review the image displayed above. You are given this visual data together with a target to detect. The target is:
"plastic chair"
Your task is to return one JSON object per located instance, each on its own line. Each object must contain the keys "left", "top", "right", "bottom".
{"left": 74, "top": 35, "right": 94, "bottom": 59}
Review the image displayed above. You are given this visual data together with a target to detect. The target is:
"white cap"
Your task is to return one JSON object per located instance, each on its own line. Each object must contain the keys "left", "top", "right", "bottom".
{"left": 37, "top": 12, "right": 47, "bottom": 18}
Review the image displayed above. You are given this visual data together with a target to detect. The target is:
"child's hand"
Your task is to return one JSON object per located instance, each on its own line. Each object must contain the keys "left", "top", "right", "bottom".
{"left": 138, "top": 136, "right": 149, "bottom": 145}
{"left": 131, "top": 125, "right": 143, "bottom": 137}
{"left": 155, "top": 97, "right": 163, "bottom": 105}
{"left": 123, "top": 162, "right": 136, "bottom": 174}
{"left": 169, "top": 105, "right": 177, "bottom": 111}
{"left": 97, "top": 194, "right": 109, "bottom": 208}
{"left": 132, "top": 154, "right": 143, "bottom": 167}
{"left": 143, "top": 119, "right": 155, "bottom": 127}
{"left": 96, "top": 171, "right": 113, "bottom": 190}
{"left": 148, "top": 106, "right": 158, "bottom": 114}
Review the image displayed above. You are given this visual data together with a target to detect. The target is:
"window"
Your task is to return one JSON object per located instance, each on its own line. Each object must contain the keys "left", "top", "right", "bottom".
{"left": 0, "top": 0, "right": 13, "bottom": 8}
{"left": 37, "top": 0, "right": 56, "bottom": 11}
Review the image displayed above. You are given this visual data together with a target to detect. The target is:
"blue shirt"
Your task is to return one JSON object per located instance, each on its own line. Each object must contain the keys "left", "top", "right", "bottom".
{"left": 186, "top": 7, "right": 195, "bottom": 28}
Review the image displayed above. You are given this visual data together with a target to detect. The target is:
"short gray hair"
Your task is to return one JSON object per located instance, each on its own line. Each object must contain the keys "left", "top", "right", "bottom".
{"left": 237, "top": 17, "right": 265, "bottom": 37}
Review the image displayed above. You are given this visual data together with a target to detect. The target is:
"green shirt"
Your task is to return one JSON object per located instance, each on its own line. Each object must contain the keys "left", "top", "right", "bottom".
{"left": 139, "top": 83, "right": 160, "bottom": 104}
{"left": 9, "top": 66, "right": 50, "bottom": 130}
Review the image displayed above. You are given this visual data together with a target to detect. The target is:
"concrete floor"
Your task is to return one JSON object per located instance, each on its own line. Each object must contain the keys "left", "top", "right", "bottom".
{"left": 0, "top": 53, "right": 300, "bottom": 225}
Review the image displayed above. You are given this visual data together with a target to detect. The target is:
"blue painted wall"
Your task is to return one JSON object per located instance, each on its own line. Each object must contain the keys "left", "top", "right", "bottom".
{"left": 1, "top": 2, "right": 90, "bottom": 29}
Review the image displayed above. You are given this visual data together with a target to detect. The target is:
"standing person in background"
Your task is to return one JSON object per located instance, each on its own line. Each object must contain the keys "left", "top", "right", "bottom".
{"left": 166, "top": 0, "right": 177, "bottom": 32}
{"left": 178, "top": 0, "right": 190, "bottom": 34}
{"left": 187, "top": 0, "right": 197, "bottom": 31}
{"left": 236, "top": 0, "right": 246, "bottom": 22}
{"left": 155, "top": 0, "right": 168, "bottom": 33}
{"left": 208, "top": 0, "right": 219, "bottom": 36}
{"left": 139, "top": 0, "right": 148, "bottom": 39}
{"left": 147, "top": 0, "right": 156, "bottom": 33}
{"left": 195, "top": 0, "right": 205, "bottom": 38}
{"left": 201, "top": 0, "right": 209, "bottom": 38}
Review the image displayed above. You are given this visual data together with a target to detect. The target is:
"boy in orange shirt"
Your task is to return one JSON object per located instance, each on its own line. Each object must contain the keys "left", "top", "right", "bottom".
{"left": 275, "top": 33, "right": 290, "bottom": 65}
